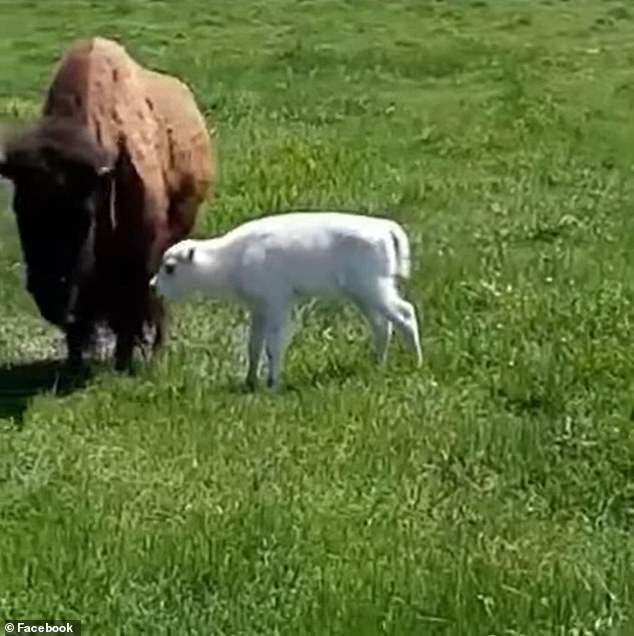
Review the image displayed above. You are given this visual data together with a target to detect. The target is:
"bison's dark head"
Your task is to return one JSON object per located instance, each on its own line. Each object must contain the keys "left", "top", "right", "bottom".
{"left": 0, "top": 117, "right": 115, "bottom": 328}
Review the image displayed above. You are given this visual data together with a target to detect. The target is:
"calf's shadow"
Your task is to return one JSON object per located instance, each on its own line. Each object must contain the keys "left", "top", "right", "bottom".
{"left": 0, "top": 359, "right": 93, "bottom": 426}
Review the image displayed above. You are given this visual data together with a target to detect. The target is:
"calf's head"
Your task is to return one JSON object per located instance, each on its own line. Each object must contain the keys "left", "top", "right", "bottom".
{"left": 0, "top": 118, "right": 114, "bottom": 327}
{"left": 150, "top": 240, "right": 199, "bottom": 301}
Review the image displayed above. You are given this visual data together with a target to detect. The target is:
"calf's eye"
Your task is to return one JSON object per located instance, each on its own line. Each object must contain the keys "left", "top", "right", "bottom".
{"left": 165, "top": 263, "right": 175, "bottom": 275}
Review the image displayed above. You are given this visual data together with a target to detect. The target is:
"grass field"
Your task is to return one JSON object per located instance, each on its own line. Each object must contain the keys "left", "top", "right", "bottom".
{"left": 1, "top": 1, "right": 634, "bottom": 633}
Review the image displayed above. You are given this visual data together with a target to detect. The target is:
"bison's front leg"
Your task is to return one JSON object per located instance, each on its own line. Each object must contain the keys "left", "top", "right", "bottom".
{"left": 114, "top": 331, "right": 136, "bottom": 372}
{"left": 149, "top": 292, "right": 167, "bottom": 354}
{"left": 65, "top": 319, "right": 96, "bottom": 370}
{"left": 110, "top": 290, "right": 140, "bottom": 372}
{"left": 113, "top": 281, "right": 155, "bottom": 372}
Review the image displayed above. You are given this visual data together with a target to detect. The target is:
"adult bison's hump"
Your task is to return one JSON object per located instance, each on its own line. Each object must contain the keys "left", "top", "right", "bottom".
{"left": 42, "top": 36, "right": 216, "bottom": 224}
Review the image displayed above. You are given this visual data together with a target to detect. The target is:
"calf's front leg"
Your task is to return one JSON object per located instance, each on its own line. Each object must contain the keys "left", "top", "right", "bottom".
{"left": 245, "top": 310, "right": 266, "bottom": 390}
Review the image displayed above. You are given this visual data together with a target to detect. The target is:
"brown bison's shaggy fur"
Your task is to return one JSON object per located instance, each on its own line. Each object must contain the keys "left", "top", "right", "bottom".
{"left": 0, "top": 37, "right": 216, "bottom": 370}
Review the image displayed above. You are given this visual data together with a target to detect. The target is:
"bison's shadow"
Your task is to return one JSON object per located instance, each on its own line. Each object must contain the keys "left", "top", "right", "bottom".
{"left": 0, "top": 359, "right": 93, "bottom": 426}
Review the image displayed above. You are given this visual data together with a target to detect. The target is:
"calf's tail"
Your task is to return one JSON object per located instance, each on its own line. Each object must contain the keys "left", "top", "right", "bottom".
{"left": 388, "top": 222, "right": 411, "bottom": 279}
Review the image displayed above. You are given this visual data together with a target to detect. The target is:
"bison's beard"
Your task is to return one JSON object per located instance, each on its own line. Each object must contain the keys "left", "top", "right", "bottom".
{"left": 26, "top": 230, "right": 97, "bottom": 331}
{"left": 29, "top": 278, "right": 81, "bottom": 329}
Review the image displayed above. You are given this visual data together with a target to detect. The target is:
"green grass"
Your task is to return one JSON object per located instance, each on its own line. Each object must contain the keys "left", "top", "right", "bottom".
{"left": 1, "top": 0, "right": 634, "bottom": 633}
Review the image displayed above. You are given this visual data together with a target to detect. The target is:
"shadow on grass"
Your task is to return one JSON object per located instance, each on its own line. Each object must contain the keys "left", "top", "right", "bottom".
{"left": 0, "top": 359, "right": 94, "bottom": 426}
{"left": 302, "top": 359, "right": 369, "bottom": 389}
{"left": 219, "top": 357, "right": 373, "bottom": 395}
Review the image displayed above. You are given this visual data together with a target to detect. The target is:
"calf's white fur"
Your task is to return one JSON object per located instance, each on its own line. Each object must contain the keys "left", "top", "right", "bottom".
{"left": 150, "top": 211, "right": 422, "bottom": 388}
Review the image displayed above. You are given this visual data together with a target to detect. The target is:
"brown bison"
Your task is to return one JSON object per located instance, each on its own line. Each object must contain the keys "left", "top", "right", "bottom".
{"left": 0, "top": 37, "right": 216, "bottom": 370}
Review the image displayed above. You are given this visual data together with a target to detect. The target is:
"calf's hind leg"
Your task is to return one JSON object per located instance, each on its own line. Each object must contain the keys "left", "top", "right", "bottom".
{"left": 373, "top": 280, "right": 422, "bottom": 366}
{"left": 245, "top": 310, "right": 266, "bottom": 390}
{"left": 355, "top": 302, "right": 393, "bottom": 364}
{"left": 262, "top": 304, "right": 292, "bottom": 389}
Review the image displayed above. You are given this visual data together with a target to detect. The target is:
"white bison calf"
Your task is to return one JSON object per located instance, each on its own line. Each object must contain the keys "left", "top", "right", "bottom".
{"left": 150, "top": 211, "right": 422, "bottom": 389}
